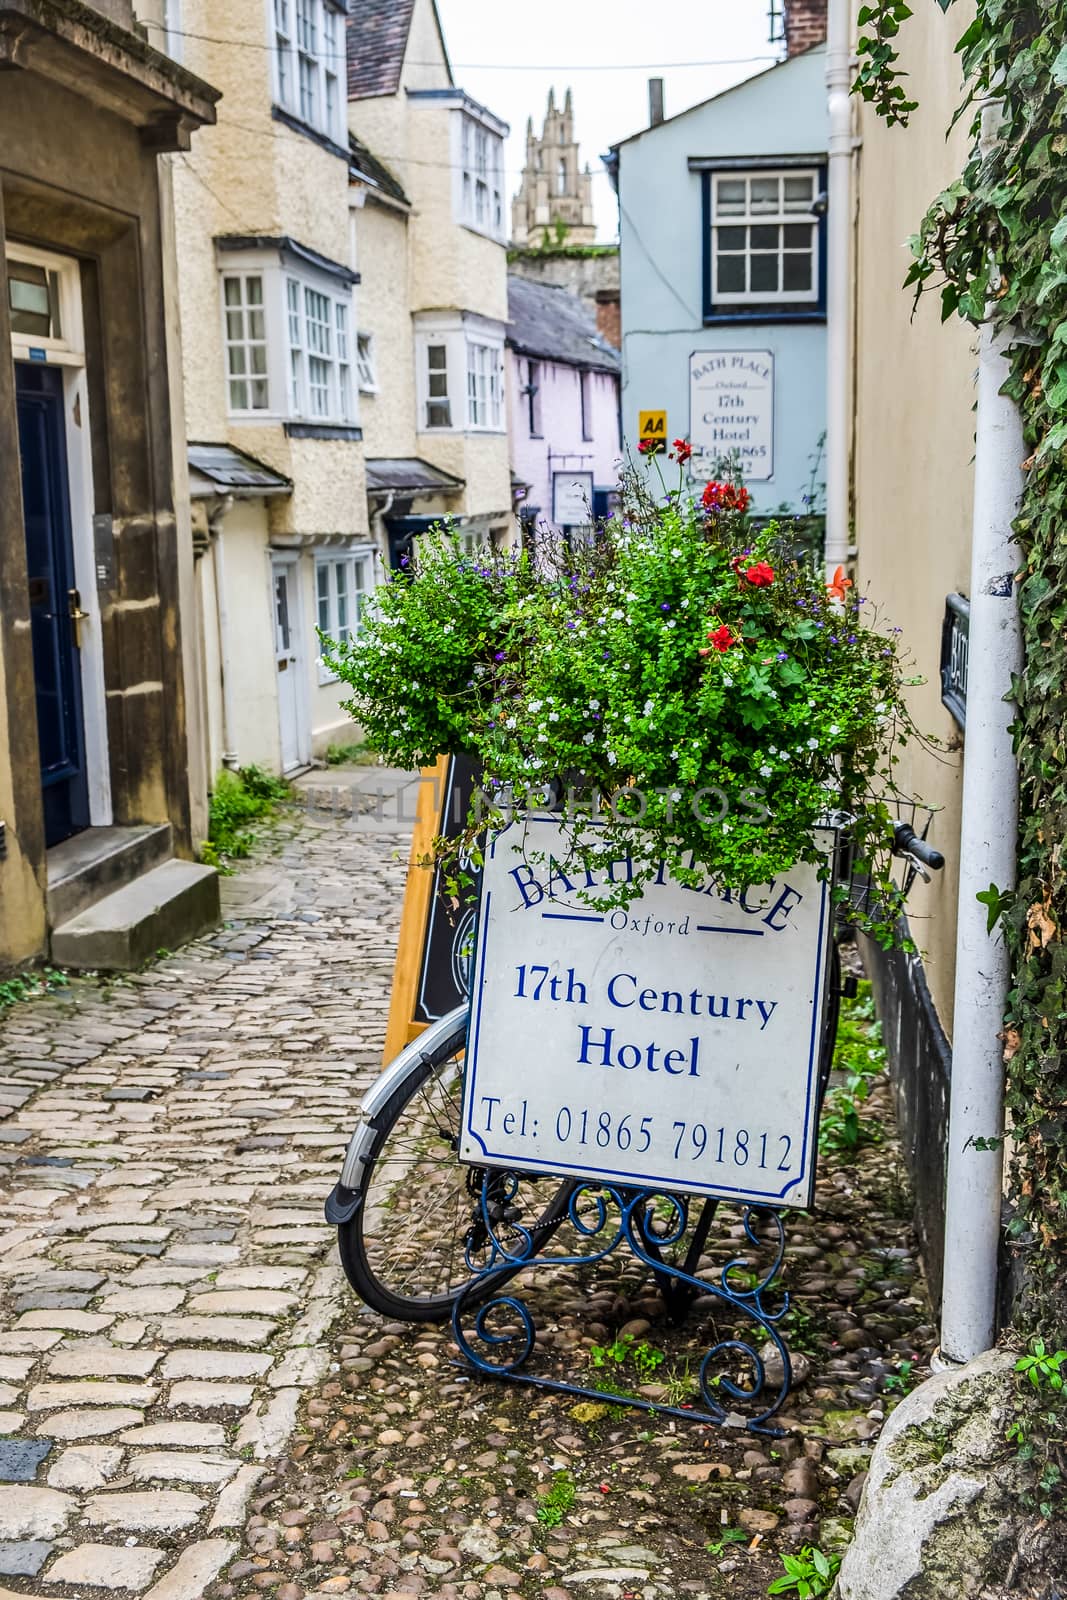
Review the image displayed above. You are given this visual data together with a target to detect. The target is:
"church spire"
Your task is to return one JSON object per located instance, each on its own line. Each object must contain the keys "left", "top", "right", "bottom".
{"left": 510, "top": 86, "right": 597, "bottom": 247}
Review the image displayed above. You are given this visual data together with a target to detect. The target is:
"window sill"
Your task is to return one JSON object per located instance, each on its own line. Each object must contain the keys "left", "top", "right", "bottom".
{"left": 458, "top": 220, "right": 507, "bottom": 246}
{"left": 358, "top": 385, "right": 380, "bottom": 397}
{"left": 285, "top": 422, "right": 363, "bottom": 441}
{"left": 703, "top": 307, "right": 826, "bottom": 326}
{"left": 271, "top": 104, "right": 349, "bottom": 162}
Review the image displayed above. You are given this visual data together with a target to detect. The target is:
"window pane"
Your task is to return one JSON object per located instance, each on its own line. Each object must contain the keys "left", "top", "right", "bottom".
{"left": 750, "top": 224, "right": 779, "bottom": 249}
{"left": 427, "top": 344, "right": 447, "bottom": 371}
{"left": 226, "top": 309, "right": 245, "bottom": 340}
{"left": 308, "top": 355, "right": 329, "bottom": 415}
{"left": 717, "top": 226, "right": 746, "bottom": 251}
{"left": 428, "top": 372, "right": 448, "bottom": 398}
{"left": 229, "top": 345, "right": 247, "bottom": 375}
{"left": 427, "top": 399, "right": 451, "bottom": 427}
{"left": 249, "top": 308, "right": 266, "bottom": 341}
{"left": 246, "top": 276, "right": 264, "bottom": 305}
{"left": 750, "top": 177, "right": 780, "bottom": 213}
{"left": 717, "top": 255, "right": 746, "bottom": 294}
{"left": 251, "top": 377, "right": 270, "bottom": 408}
{"left": 230, "top": 378, "right": 249, "bottom": 409}
{"left": 783, "top": 252, "right": 813, "bottom": 291}
{"left": 317, "top": 563, "right": 330, "bottom": 634}
{"left": 751, "top": 253, "right": 779, "bottom": 293}
{"left": 784, "top": 174, "right": 815, "bottom": 210}
{"left": 224, "top": 277, "right": 243, "bottom": 306}
{"left": 335, "top": 562, "right": 349, "bottom": 640}
{"left": 783, "top": 223, "right": 812, "bottom": 247}
{"left": 716, "top": 179, "right": 746, "bottom": 214}
{"left": 250, "top": 344, "right": 267, "bottom": 375}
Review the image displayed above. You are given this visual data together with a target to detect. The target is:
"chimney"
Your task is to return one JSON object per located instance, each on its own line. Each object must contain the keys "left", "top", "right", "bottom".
{"left": 784, "top": 0, "right": 828, "bottom": 57}
{"left": 648, "top": 77, "right": 664, "bottom": 127}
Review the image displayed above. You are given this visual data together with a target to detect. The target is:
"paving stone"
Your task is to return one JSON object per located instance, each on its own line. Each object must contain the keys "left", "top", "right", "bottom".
{"left": 186, "top": 1290, "right": 296, "bottom": 1316}
{"left": 12, "top": 1291, "right": 90, "bottom": 1312}
{"left": 156, "top": 1316, "right": 276, "bottom": 1346}
{"left": 139, "top": 1538, "right": 237, "bottom": 1600}
{"left": 47, "top": 1446, "right": 124, "bottom": 1490}
{"left": 207, "top": 1463, "right": 265, "bottom": 1530}
{"left": 0, "top": 1415, "right": 24, "bottom": 1434}
{"left": 0, "top": 1358, "right": 33, "bottom": 1382}
{"left": 0, "top": 1540, "right": 51, "bottom": 1577}
{"left": 26, "top": 1381, "right": 158, "bottom": 1412}
{"left": 97, "top": 1287, "right": 186, "bottom": 1315}
{"left": 0, "top": 1385, "right": 20, "bottom": 1409}
{"left": 127, "top": 1451, "right": 239, "bottom": 1485}
{"left": 0, "top": 1132, "right": 31, "bottom": 1145}
{"left": 211, "top": 1267, "right": 307, "bottom": 1291}
{"left": 0, "top": 1331, "right": 62, "bottom": 1353}
{"left": 88, "top": 1225, "right": 171, "bottom": 1243}
{"left": 0, "top": 1440, "right": 52, "bottom": 1483}
{"left": 15, "top": 1310, "right": 114, "bottom": 1333}
{"left": 45, "top": 1542, "right": 164, "bottom": 1588}
{"left": 159, "top": 1350, "right": 273, "bottom": 1380}
{"left": 84, "top": 1489, "right": 204, "bottom": 1531}
{"left": 44, "top": 1408, "right": 144, "bottom": 1440}
{"left": 117, "top": 1421, "right": 226, "bottom": 1447}
{"left": 0, "top": 1486, "right": 72, "bottom": 1540}
{"left": 47, "top": 1347, "right": 162, "bottom": 1379}
{"left": 168, "top": 1381, "right": 255, "bottom": 1409}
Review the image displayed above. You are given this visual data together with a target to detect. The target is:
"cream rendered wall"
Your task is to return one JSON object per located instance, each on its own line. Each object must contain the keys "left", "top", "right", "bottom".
{"left": 354, "top": 199, "right": 415, "bottom": 458}
{"left": 852, "top": 0, "right": 977, "bottom": 1030}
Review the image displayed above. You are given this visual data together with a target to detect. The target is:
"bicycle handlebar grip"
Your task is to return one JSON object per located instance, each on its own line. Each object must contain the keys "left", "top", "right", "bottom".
{"left": 893, "top": 823, "right": 945, "bottom": 871}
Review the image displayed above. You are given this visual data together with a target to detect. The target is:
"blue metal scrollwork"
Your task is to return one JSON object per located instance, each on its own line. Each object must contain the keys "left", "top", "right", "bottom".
{"left": 451, "top": 1174, "right": 792, "bottom": 1436}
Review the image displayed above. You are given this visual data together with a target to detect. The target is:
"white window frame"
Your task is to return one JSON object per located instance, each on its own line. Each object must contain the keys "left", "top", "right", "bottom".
{"left": 456, "top": 110, "right": 505, "bottom": 241}
{"left": 423, "top": 340, "right": 452, "bottom": 430}
{"left": 221, "top": 272, "right": 271, "bottom": 416}
{"left": 218, "top": 248, "right": 356, "bottom": 425}
{"left": 271, "top": 0, "right": 343, "bottom": 144}
{"left": 315, "top": 547, "right": 375, "bottom": 683}
{"left": 415, "top": 316, "right": 506, "bottom": 435}
{"left": 466, "top": 339, "right": 503, "bottom": 430}
{"left": 711, "top": 168, "right": 820, "bottom": 308}
{"left": 355, "top": 330, "right": 378, "bottom": 394}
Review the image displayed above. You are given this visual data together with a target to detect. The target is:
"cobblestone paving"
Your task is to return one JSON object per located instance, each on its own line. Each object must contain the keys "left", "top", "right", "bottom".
{"left": 0, "top": 798, "right": 410, "bottom": 1598}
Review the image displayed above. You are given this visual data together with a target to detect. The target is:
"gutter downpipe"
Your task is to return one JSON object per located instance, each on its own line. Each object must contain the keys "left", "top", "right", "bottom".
{"left": 824, "top": 0, "right": 854, "bottom": 582}
{"left": 209, "top": 496, "right": 240, "bottom": 772}
{"left": 939, "top": 104, "right": 1024, "bottom": 1365}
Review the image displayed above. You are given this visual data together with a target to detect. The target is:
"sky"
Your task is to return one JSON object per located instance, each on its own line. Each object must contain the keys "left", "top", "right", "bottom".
{"left": 434, "top": 0, "right": 783, "bottom": 241}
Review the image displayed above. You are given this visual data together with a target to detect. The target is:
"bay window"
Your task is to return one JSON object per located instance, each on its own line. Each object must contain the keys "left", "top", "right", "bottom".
{"left": 458, "top": 111, "right": 505, "bottom": 240}
{"left": 416, "top": 317, "right": 506, "bottom": 434}
{"left": 272, "top": 0, "right": 343, "bottom": 144}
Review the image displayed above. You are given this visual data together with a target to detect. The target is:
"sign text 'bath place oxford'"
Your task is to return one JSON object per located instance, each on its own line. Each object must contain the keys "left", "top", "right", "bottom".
{"left": 689, "top": 350, "right": 775, "bottom": 482}
{"left": 459, "top": 818, "right": 834, "bottom": 1209}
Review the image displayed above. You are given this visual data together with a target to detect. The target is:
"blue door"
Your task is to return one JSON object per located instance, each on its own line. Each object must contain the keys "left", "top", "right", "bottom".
{"left": 16, "top": 363, "right": 90, "bottom": 847}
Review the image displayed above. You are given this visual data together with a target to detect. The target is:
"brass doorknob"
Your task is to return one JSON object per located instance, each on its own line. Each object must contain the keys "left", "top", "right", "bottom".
{"left": 68, "top": 587, "right": 90, "bottom": 649}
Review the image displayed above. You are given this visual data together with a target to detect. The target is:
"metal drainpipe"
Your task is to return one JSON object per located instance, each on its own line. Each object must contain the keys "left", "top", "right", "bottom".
{"left": 209, "top": 496, "right": 240, "bottom": 772}
{"left": 824, "top": 0, "right": 854, "bottom": 580}
{"left": 939, "top": 107, "right": 1025, "bottom": 1365}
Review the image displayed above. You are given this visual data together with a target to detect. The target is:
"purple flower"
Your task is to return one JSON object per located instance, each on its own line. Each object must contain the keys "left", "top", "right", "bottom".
{"left": 566, "top": 622, "right": 576, "bottom": 630}
{"left": 848, "top": 634, "right": 856, "bottom": 643}
{"left": 776, "top": 651, "right": 789, "bottom": 661}
{"left": 494, "top": 652, "right": 506, "bottom": 662}
{"left": 661, "top": 602, "right": 670, "bottom": 612}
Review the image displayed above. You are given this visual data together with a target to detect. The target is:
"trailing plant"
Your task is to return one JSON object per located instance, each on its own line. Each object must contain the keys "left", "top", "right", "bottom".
{"left": 324, "top": 450, "right": 924, "bottom": 937}
{"left": 201, "top": 765, "right": 289, "bottom": 871}
{"left": 855, "top": 0, "right": 1067, "bottom": 1332}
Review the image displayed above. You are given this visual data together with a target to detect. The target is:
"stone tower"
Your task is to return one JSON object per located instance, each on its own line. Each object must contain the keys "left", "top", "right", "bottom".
{"left": 511, "top": 88, "right": 597, "bottom": 247}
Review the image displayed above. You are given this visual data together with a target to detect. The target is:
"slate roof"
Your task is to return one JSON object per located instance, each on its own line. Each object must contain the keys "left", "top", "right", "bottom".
{"left": 349, "top": 134, "right": 409, "bottom": 206}
{"left": 506, "top": 275, "right": 621, "bottom": 374}
{"left": 188, "top": 444, "right": 291, "bottom": 497}
{"left": 346, "top": 0, "right": 417, "bottom": 100}
{"left": 365, "top": 457, "right": 465, "bottom": 495}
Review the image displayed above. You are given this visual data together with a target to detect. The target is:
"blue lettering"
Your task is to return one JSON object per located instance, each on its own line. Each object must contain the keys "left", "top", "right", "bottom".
{"left": 606, "top": 972, "right": 637, "bottom": 1008}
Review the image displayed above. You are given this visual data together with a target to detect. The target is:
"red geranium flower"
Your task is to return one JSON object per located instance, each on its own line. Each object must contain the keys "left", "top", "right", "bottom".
{"left": 702, "top": 481, "right": 750, "bottom": 514}
{"left": 704, "top": 624, "right": 738, "bottom": 653}
{"left": 745, "top": 561, "right": 775, "bottom": 587}
{"left": 670, "top": 438, "right": 693, "bottom": 465}
{"left": 638, "top": 438, "right": 656, "bottom": 455}
{"left": 827, "top": 564, "right": 853, "bottom": 602}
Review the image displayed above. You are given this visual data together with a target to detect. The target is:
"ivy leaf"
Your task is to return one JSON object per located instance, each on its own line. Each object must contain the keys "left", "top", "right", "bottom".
{"left": 976, "top": 882, "right": 1010, "bottom": 934}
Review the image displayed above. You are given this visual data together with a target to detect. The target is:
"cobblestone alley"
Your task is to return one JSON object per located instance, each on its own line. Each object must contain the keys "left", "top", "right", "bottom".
{"left": 0, "top": 791, "right": 936, "bottom": 1600}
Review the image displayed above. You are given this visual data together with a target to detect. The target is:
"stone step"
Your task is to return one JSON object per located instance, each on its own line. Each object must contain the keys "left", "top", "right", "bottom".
{"left": 50, "top": 860, "right": 220, "bottom": 972}
{"left": 46, "top": 824, "right": 173, "bottom": 927}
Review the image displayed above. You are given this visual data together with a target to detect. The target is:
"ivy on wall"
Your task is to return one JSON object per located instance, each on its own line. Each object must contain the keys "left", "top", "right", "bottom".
{"left": 856, "top": 0, "right": 1067, "bottom": 1332}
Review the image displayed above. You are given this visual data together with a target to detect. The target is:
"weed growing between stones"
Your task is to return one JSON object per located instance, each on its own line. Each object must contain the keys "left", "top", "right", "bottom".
{"left": 1008, "top": 1339, "right": 1067, "bottom": 1522}
{"left": 0, "top": 966, "right": 68, "bottom": 1016}
{"left": 767, "top": 1544, "right": 841, "bottom": 1597}
{"left": 201, "top": 766, "right": 291, "bottom": 871}
{"left": 818, "top": 982, "right": 886, "bottom": 1161}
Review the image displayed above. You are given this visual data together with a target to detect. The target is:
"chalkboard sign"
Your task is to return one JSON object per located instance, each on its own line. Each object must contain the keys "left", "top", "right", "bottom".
{"left": 382, "top": 754, "right": 481, "bottom": 1063}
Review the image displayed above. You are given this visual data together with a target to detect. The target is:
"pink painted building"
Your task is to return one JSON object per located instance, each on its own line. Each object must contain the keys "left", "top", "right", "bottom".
{"left": 506, "top": 275, "right": 621, "bottom": 537}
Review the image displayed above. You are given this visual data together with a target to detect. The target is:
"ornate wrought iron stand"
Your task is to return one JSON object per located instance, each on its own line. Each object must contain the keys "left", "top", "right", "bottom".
{"left": 451, "top": 1171, "right": 793, "bottom": 1436}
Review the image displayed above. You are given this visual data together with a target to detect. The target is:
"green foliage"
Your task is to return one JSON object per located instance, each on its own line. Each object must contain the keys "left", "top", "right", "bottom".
{"left": 1008, "top": 1341, "right": 1067, "bottom": 1518}
{"left": 884, "top": 1358, "right": 916, "bottom": 1395}
{"left": 706, "top": 1527, "right": 748, "bottom": 1556}
{"left": 589, "top": 1333, "right": 666, "bottom": 1381}
{"left": 0, "top": 967, "right": 68, "bottom": 1016}
{"left": 768, "top": 1545, "right": 841, "bottom": 1598}
{"left": 1016, "top": 1339, "right": 1066, "bottom": 1394}
{"left": 201, "top": 765, "right": 289, "bottom": 871}
{"left": 324, "top": 463, "right": 923, "bottom": 934}
{"left": 853, "top": 2, "right": 919, "bottom": 126}
{"left": 820, "top": 980, "right": 886, "bottom": 1158}
{"left": 324, "top": 741, "right": 379, "bottom": 767}
{"left": 857, "top": 0, "right": 1067, "bottom": 1333}
{"left": 536, "top": 1469, "right": 577, "bottom": 1527}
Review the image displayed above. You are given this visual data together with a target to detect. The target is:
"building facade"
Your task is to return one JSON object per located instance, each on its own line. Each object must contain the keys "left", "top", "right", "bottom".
{"left": 611, "top": 44, "right": 829, "bottom": 513}
{"left": 0, "top": 0, "right": 220, "bottom": 969}
{"left": 171, "top": 0, "right": 369, "bottom": 775}
{"left": 507, "top": 275, "right": 620, "bottom": 539}
{"left": 512, "top": 88, "right": 597, "bottom": 248}
{"left": 347, "top": 0, "right": 515, "bottom": 570}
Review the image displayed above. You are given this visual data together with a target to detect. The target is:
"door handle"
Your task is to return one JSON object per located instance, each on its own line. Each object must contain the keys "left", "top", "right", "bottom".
{"left": 68, "top": 588, "right": 90, "bottom": 650}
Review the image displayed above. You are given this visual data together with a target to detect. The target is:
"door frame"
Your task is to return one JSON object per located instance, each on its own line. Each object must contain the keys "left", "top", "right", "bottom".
{"left": 9, "top": 241, "right": 112, "bottom": 827}
{"left": 268, "top": 548, "right": 310, "bottom": 771}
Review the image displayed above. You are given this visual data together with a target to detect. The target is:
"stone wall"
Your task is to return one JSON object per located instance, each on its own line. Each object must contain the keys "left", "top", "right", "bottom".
{"left": 508, "top": 247, "right": 621, "bottom": 351}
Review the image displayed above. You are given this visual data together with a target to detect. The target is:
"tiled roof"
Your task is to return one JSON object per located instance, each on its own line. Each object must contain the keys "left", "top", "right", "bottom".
{"left": 506, "top": 275, "right": 621, "bottom": 374}
{"left": 365, "top": 457, "right": 465, "bottom": 494}
{"left": 348, "top": 134, "right": 409, "bottom": 205}
{"left": 188, "top": 444, "right": 291, "bottom": 496}
{"left": 346, "top": 0, "right": 416, "bottom": 100}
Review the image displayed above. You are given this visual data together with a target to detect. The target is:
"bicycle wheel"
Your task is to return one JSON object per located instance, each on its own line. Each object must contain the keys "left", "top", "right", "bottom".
{"left": 337, "top": 1019, "right": 576, "bottom": 1322}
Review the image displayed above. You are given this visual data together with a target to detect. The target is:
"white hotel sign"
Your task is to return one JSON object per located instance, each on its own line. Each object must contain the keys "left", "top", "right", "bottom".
{"left": 690, "top": 349, "right": 775, "bottom": 482}
{"left": 459, "top": 818, "right": 834, "bottom": 1209}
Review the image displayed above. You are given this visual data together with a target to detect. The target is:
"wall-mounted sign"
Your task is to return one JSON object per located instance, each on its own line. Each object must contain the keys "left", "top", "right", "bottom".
{"left": 459, "top": 816, "right": 834, "bottom": 1209}
{"left": 638, "top": 409, "right": 667, "bottom": 454}
{"left": 552, "top": 470, "right": 595, "bottom": 527}
{"left": 690, "top": 350, "right": 774, "bottom": 481}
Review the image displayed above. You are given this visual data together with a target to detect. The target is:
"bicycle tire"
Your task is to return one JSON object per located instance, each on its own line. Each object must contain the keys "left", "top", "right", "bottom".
{"left": 337, "top": 1018, "right": 576, "bottom": 1322}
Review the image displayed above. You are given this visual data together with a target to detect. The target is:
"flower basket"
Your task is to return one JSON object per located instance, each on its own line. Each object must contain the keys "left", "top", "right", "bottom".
{"left": 323, "top": 448, "right": 921, "bottom": 943}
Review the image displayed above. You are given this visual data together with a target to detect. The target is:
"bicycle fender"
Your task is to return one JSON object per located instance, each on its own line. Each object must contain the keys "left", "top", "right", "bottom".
{"left": 358, "top": 1005, "right": 469, "bottom": 1122}
{"left": 324, "top": 1181, "right": 364, "bottom": 1225}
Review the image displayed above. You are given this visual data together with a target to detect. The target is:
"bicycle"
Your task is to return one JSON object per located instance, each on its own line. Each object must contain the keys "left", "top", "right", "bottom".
{"left": 326, "top": 821, "right": 943, "bottom": 1324}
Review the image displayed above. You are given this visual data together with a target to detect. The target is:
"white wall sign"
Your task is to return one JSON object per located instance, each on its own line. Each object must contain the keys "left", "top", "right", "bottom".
{"left": 460, "top": 818, "right": 834, "bottom": 1209}
{"left": 690, "top": 350, "right": 774, "bottom": 482}
{"left": 552, "top": 470, "right": 595, "bottom": 527}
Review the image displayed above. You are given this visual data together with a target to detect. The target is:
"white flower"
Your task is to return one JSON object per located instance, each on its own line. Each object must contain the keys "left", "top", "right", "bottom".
{"left": 671, "top": 548, "right": 682, "bottom": 557}
{"left": 611, "top": 609, "right": 624, "bottom": 620}
{"left": 548, "top": 712, "right": 559, "bottom": 722}
{"left": 643, "top": 699, "right": 654, "bottom": 716}
{"left": 528, "top": 699, "right": 543, "bottom": 712}
{"left": 828, "top": 723, "right": 840, "bottom": 735}
{"left": 670, "top": 788, "right": 682, "bottom": 802}
{"left": 607, "top": 751, "right": 618, "bottom": 766}
{"left": 582, "top": 732, "right": 594, "bottom": 745}
{"left": 589, "top": 699, "right": 600, "bottom": 710}
{"left": 759, "top": 764, "right": 773, "bottom": 778}
{"left": 807, "top": 737, "right": 819, "bottom": 749}
{"left": 722, "top": 675, "right": 734, "bottom": 688}
{"left": 505, "top": 717, "right": 516, "bottom": 729}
